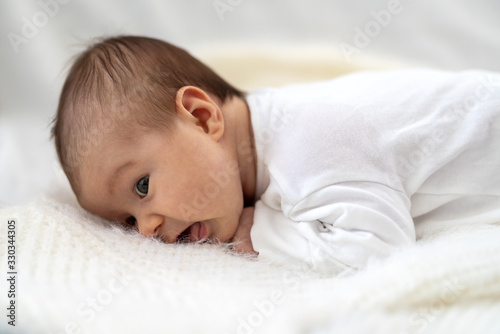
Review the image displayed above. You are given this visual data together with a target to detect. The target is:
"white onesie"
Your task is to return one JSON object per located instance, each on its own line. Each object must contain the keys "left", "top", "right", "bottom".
{"left": 246, "top": 69, "right": 500, "bottom": 276}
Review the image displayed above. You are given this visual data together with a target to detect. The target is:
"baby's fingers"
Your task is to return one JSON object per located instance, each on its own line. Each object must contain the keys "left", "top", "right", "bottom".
{"left": 231, "top": 207, "right": 258, "bottom": 256}
{"left": 231, "top": 239, "right": 258, "bottom": 256}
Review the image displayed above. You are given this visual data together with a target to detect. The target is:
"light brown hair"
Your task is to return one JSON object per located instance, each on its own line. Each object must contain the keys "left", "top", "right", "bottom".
{"left": 51, "top": 35, "right": 243, "bottom": 195}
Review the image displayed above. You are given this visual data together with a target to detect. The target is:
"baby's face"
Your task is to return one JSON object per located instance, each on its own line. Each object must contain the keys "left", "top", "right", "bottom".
{"left": 77, "top": 119, "right": 244, "bottom": 244}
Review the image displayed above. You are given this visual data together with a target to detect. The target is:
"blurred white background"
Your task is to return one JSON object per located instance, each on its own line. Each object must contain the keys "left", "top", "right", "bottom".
{"left": 1, "top": 0, "right": 500, "bottom": 206}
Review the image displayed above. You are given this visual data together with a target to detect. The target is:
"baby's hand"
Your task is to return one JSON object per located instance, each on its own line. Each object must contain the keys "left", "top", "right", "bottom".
{"left": 230, "top": 206, "right": 258, "bottom": 256}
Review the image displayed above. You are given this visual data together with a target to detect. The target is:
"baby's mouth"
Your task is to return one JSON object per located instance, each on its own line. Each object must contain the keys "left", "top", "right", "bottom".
{"left": 175, "top": 221, "right": 208, "bottom": 243}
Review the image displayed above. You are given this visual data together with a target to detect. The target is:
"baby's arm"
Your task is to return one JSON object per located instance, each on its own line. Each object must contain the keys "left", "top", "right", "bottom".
{"left": 230, "top": 206, "right": 258, "bottom": 256}
{"left": 251, "top": 181, "right": 415, "bottom": 275}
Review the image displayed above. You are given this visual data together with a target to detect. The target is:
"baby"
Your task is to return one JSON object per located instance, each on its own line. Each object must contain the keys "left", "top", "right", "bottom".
{"left": 52, "top": 35, "right": 500, "bottom": 276}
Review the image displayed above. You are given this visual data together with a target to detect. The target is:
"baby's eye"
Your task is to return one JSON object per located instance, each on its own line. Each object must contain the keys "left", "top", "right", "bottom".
{"left": 135, "top": 176, "right": 149, "bottom": 197}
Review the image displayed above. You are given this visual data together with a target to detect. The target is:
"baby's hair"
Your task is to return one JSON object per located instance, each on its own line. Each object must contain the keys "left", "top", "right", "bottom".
{"left": 51, "top": 35, "right": 243, "bottom": 195}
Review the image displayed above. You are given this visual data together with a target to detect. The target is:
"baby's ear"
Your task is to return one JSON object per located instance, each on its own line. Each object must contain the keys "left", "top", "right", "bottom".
{"left": 175, "top": 86, "right": 224, "bottom": 141}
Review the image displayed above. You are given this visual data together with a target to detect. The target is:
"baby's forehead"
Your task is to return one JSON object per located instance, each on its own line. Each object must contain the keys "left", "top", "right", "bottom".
{"left": 78, "top": 134, "right": 129, "bottom": 188}
{"left": 84, "top": 104, "right": 136, "bottom": 138}
{"left": 75, "top": 117, "right": 130, "bottom": 163}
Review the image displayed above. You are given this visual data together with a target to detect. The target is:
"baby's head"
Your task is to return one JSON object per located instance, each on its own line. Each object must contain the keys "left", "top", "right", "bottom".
{"left": 52, "top": 36, "right": 254, "bottom": 244}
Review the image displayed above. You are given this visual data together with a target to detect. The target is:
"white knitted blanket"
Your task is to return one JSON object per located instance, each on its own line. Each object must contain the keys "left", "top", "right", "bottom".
{"left": 1, "top": 190, "right": 500, "bottom": 334}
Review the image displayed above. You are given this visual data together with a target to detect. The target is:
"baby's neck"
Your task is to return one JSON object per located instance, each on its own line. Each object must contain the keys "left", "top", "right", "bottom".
{"left": 220, "top": 96, "right": 257, "bottom": 205}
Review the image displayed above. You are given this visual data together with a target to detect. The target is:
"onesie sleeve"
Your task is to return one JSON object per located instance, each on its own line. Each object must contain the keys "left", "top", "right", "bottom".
{"left": 251, "top": 181, "right": 415, "bottom": 276}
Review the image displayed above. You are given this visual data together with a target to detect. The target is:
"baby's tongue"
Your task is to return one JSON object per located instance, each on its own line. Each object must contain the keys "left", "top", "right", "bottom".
{"left": 189, "top": 222, "right": 201, "bottom": 242}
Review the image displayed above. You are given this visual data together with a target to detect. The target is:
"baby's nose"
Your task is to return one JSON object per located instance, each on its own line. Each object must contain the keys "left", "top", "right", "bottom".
{"left": 153, "top": 225, "right": 161, "bottom": 235}
{"left": 136, "top": 214, "right": 163, "bottom": 237}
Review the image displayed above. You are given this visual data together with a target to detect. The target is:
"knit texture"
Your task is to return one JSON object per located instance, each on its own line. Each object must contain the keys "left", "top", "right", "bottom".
{"left": 1, "top": 191, "right": 500, "bottom": 334}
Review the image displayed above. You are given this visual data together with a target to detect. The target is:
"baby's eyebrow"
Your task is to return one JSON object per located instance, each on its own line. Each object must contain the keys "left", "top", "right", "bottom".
{"left": 108, "top": 161, "right": 136, "bottom": 195}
